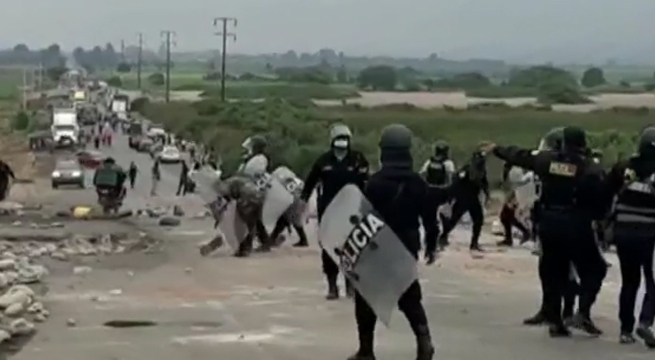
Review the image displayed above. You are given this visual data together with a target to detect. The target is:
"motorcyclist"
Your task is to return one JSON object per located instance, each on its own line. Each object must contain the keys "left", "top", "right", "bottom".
{"left": 93, "top": 157, "right": 127, "bottom": 202}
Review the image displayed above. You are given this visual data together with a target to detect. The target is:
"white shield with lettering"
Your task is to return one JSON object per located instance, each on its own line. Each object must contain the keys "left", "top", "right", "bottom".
{"left": 259, "top": 173, "right": 295, "bottom": 234}
{"left": 319, "top": 184, "right": 418, "bottom": 326}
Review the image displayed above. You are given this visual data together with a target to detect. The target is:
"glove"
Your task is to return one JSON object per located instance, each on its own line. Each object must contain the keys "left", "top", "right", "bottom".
{"left": 424, "top": 250, "right": 436, "bottom": 265}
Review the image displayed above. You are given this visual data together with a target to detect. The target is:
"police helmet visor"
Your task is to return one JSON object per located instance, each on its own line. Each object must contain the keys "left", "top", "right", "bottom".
{"left": 537, "top": 127, "right": 564, "bottom": 151}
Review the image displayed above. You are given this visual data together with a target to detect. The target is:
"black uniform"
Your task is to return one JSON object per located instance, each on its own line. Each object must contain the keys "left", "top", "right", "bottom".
{"left": 176, "top": 161, "right": 189, "bottom": 196}
{"left": 492, "top": 128, "right": 607, "bottom": 337}
{"left": 439, "top": 152, "right": 489, "bottom": 251}
{"left": 423, "top": 151, "right": 454, "bottom": 240}
{"left": 349, "top": 123, "right": 435, "bottom": 360}
{"left": 606, "top": 153, "right": 655, "bottom": 346}
{"left": 128, "top": 162, "right": 138, "bottom": 189}
{"left": 301, "top": 150, "right": 369, "bottom": 299}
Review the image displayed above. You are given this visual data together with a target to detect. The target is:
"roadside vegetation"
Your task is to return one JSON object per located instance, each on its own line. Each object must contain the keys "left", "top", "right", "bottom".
{"left": 133, "top": 97, "right": 653, "bottom": 187}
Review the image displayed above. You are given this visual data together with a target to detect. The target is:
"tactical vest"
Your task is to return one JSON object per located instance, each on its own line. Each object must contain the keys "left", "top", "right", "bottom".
{"left": 536, "top": 153, "right": 585, "bottom": 212}
{"left": 613, "top": 167, "right": 655, "bottom": 237}
{"left": 425, "top": 158, "right": 449, "bottom": 187}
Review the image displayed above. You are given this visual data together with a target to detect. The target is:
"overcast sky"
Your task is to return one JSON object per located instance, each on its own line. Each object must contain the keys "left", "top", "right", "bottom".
{"left": 3, "top": 0, "right": 654, "bottom": 62}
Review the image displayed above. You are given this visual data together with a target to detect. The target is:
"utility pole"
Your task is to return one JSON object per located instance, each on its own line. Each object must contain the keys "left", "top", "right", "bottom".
{"left": 21, "top": 68, "right": 27, "bottom": 110}
{"left": 213, "top": 17, "right": 237, "bottom": 102}
{"left": 136, "top": 33, "right": 144, "bottom": 89}
{"left": 120, "top": 40, "right": 126, "bottom": 62}
{"left": 160, "top": 30, "right": 176, "bottom": 103}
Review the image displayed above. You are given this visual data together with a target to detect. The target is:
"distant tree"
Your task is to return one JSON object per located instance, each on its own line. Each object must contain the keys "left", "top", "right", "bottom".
{"left": 357, "top": 65, "right": 398, "bottom": 91}
{"left": 104, "top": 43, "right": 119, "bottom": 68}
{"left": 508, "top": 65, "right": 577, "bottom": 89}
{"left": 435, "top": 72, "right": 491, "bottom": 89}
{"left": 265, "top": 63, "right": 273, "bottom": 72}
{"left": 116, "top": 62, "right": 131, "bottom": 73}
{"left": 580, "top": 67, "right": 606, "bottom": 88}
{"left": 106, "top": 76, "right": 122, "bottom": 87}
{"left": 148, "top": 72, "right": 165, "bottom": 86}
{"left": 620, "top": 80, "right": 631, "bottom": 88}
{"left": 45, "top": 66, "right": 68, "bottom": 82}
{"left": 645, "top": 83, "right": 655, "bottom": 92}
{"left": 336, "top": 65, "right": 348, "bottom": 83}
{"left": 13, "top": 44, "right": 29, "bottom": 53}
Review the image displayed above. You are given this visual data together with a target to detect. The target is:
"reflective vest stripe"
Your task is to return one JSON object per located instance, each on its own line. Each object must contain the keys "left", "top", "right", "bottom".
{"left": 615, "top": 203, "right": 655, "bottom": 224}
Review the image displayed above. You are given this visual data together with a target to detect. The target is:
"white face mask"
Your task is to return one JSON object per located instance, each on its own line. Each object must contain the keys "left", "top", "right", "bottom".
{"left": 332, "top": 139, "right": 349, "bottom": 149}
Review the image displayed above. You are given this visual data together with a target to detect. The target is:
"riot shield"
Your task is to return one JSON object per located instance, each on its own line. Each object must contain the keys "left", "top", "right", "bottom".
{"left": 259, "top": 173, "right": 295, "bottom": 234}
{"left": 271, "top": 166, "right": 307, "bottom": 226}
{"left": 318, "top": 184, "right": 418, "bottom": 326}
{"left": 514, "top": 174, "right": 538, "bottom": 210}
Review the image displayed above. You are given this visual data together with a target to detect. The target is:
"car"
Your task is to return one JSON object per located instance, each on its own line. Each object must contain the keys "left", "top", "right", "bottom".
{"left": 158, "top": 145, "right": 181, "bottom": 163}
{"left": 76, "top": 150, "right": 103, "bottom": 169}
{"left": 52, "top": 159, "right": 84, "bottom": 189}
{"left": 136, "top": 137, "right": 153, "bottom": 152}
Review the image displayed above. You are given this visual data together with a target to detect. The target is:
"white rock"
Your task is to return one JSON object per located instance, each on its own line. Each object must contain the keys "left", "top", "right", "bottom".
{"left": 34, "top": 313, "right": 47, "bottom": 322}
{"left": 0, "top": 273, "right": 8, "bottom": 288}
{"left": 1, "top": 251, "right": 16, "bottom": 259}
{"left": 0, "top": 259, "right": 15, "bottom": 271}
{"left": 66, "top": 318, "right": 76, "bottom": 327}
{"left": 27, "top": 302, "right": 44, "bottom": 314}
{"left": 0, "top": 329, "right": 10, "bottom": 343}
{"left": 11, "top": 221, "right": 22, "bottom": 226}
{"left": 3, "top": 271, "right": 18, "bottom": 285}
{"left": 184, "top": 267, "right": 193, "bottom": 274}
{"left": 126, "top": 271, "right": 134, "bottom": 277}
{"left": 0, "top": 285, "right": 34, "bottom": 308}
{"left": 5, "top": 302, "right": 24, "bottom": 316}
{"left": 109, "top": 289, "right": 122, "bottom": 296}
{"left": 73, "top": 266, "right": 92, "bottom": 275}
{"left": 50, "top": 251, "right": 69, "bottom": 261}
{"left": 9, "top": 318, "right": 35, "bottom": 335}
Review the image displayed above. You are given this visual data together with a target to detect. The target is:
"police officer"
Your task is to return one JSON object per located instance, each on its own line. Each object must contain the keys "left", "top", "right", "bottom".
{"left": 419, "top": 140, "right": 455, "bottom": 242}
{"left": 484, "top": 126, "right": 607, "bottom": 337}
{"left": 438, "top": 150, "right": 489, "bottom": 252}
{"left": 605, "top": 126, "right": 655, "bottom": 347}
{"left": 349, "top": 124, "right": 435, "bottom": 360}
{"left": 301, "top": 124, "right": 369, "bottom": 300}
{"left": 236, "top": 135, "right": 272, "bottom": 254}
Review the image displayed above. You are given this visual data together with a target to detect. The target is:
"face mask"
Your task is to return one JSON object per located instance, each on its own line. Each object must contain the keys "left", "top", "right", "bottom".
{"left": 334, "top": 149, "right": 347, "bottom": 160}
{"left": 332, "top": 139, "right": 349, "bottom": 149}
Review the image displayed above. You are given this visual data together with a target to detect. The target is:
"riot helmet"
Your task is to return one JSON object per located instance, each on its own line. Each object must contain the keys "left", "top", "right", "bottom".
{"left": 329, "top": 123, "right": 352, "bottom": 159}
{"left": 241, "top": 135, "right": 267, "bottom": 156}
{"left": 638, "top": 126, "right": 655, "bottom": 159}
{"left": 103, "top": 157, "right": 116, "bottom": 165}
{"left": 434, "top": 140, "right": 450, "bottom": 159}
{"left": 591, "top": 148, "right": 603, "bottom": 159}
{"left": 562, "top": 126, "right": 587, "bottom": 152}
{"left": 537, "top": 127, "right": 564, "bottom": 151}
{"left": 379, "top": 124, "right": 413, "bottom": 167}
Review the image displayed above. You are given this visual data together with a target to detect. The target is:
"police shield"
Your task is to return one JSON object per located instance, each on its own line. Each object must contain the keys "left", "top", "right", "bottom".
{"left": 319, "top": 184, "right": 418, "bottom": 326}
{"left": 259, "top": 173, "right": 295, "bottom": 234}
{"left": 271, "top": 166, "right": 306, "bottom": 226}
{"left": 514, "top": 172, "right": 538, "bottom": 210}
{"left": 219, "top": 201, "right": 248, "bottom": 250}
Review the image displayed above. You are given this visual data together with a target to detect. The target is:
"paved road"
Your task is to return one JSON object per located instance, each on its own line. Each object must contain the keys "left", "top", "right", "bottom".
{"left": 8, "top": 129, "right": 655, "bottom": 360}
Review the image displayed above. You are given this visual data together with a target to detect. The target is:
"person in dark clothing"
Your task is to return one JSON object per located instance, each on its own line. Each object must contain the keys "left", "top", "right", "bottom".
{"left": 94, "top": 135, "right": 100, "bottom": 149}
{"left": 419, "top": 140, "right": 455, "bottom": 243}
{"left": 301, "top": 124, "right": 369, "bottom": 300}
{"left": 438, "top": 150, "right": 489, "bottom": 252}
{"left": 605, "top": 126, "right": 655, "bottom": 347}
{"left": 176, "top": 161, "right": 190, "bottom": 196}
{"left": 498, "top": 200, "right": 531, "bottom": 246}
{"left": 485, "top": 126, "right": 607, "bottom": 338}
{"left": 128, "top": 161, "right": 138, "bottom": 189}
{"left": 270, "top": 216, "right": 309, "bottom": 247}
{"left": 348, "top": 124, "right": 435, "bottom": 360}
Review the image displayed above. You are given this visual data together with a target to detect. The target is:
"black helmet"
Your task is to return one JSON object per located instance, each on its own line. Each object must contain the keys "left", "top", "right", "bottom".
{"left": 379, "top": 124, "right": 413, "bottom": 150}
{"left": 537, "top": 127, "right": 564, "bottom": 151}
{"left": 104, "top": 157, "right": 115, "bottom": 164}
{"left": 638, "top": 126, "right": 655, "bottom": 157}
{"left": 243, "top": 135, "right": 267, "bottom": 154}
{"left": 434, "top": 140, "right": 449, "bottom": 158}
{"left": 591, "top": 148, "right": 603, "bottom": 158}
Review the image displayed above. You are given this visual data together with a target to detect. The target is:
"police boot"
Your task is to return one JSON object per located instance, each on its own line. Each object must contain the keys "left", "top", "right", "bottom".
{"left": 636, "top": 324, "right": 655, "bottom": 348}
{"left": 292, "top": 239, "right": 309, "bottom": 247}
{"left": 548, "top": 322, "right": 572, "bottom": 338}
{"left": 415, "top": 325, "right": 435, "bottom": 360}
{"left": 347, "top": 333, "right": 375, "bottom": 360}
{"left": 234, "top": 238, "right": 252, "bottom": 258}
{"left": 523, "top": 310, "right": 547, "bottom": 326}
{"left": 571, "top": 312, "right": 603, "bottom": 336}
{"left": 326, "top": 276, "right": 339, "bottom": 300}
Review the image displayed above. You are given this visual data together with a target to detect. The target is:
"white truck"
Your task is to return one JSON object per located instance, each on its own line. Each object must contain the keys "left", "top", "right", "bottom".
{"left": 110, "top": 94, "right": 130, "bottom": 121}
{"left": 51, "top": 108, "right": 80, "bottom": 149}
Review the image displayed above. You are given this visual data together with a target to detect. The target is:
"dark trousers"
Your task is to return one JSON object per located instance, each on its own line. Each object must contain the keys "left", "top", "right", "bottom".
{"left": 176, "top": 176, "right": 187, "bottom": 196}
{"left": 317, "top": 204, "right": 341, "bottom": 282}
{"left": 499, "top": 204, "right": 530, "bottom": 244}
{"left": 616, "top": 237, "right": 655, "bottom": 333}
{"left": 237, "top": 219, "right": 270, "bottom": 254}
{"left": 441, "top": 196, "right": 484, "bottom": 248}
{"left": 271, "top": 216, "right": 308, "bottom": 245}
{"left": 540, "top": 217, "right": 607, "bottom": 325}
{"left": 128, "top": 173, "right": 136, "bottom": 189}
{"left": 538, "top": 254, "right": 579, "bottom": 318}
{"left": 354, "top": 281, "right": 430, "bottom": 354}
{"left": 426, "top": 187, "right": 449, "bottom": 239}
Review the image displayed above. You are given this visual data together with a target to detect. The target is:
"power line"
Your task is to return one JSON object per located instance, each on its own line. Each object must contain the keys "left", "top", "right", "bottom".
{"left": 213, "top": 17, "right": 237, "bottom": 102}
{"left": 160, "top": 30, "right": 176, "bottom": 103}
{"left": 137, "top": 33, "right": 144, "bottom": 90}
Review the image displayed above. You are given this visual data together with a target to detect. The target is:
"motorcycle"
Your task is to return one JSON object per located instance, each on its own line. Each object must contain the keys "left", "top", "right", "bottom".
{"left": 97, "top": 187, "right": 123, "bottom": 214}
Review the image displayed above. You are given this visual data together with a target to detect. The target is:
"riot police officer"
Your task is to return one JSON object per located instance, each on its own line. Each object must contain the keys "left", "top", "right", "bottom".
{"left": 438, "top": 150, "right": 489, "bottom": 251}
{"left": 301, "top": 124, "right": 369, "bottom": 300}
{"left": 348, "top": 124, "right": 435, "bottom": 360}
{"left": 419, "top": 140, "right": 455, "bottom": 242}
{"left": 605, "top": 126, "right": 655, "bottom": 347}
{"left": 484, "top": 126, "right": 607, "bottom": 337}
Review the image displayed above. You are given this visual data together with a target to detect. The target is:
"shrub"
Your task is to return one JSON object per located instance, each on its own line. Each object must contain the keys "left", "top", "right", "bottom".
{"left": 11, "top": 111, "right": 29, "bottom": 131}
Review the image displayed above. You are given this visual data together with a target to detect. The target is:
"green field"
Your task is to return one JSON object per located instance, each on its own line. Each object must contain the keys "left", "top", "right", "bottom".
{"left": 135, "top": 98, "right": 653, "bottom": 186}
